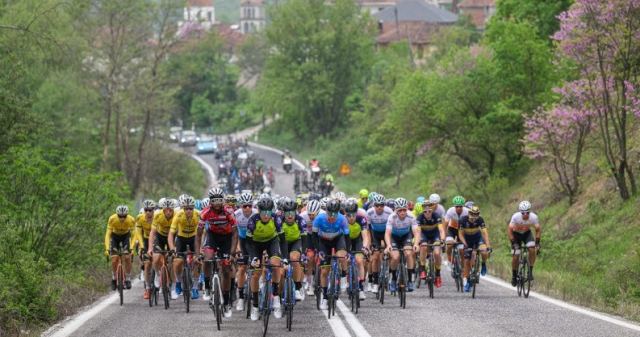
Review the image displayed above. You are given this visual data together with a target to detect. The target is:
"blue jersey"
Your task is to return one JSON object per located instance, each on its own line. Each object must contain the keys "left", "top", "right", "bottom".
{"left": 312, "top": 213, "right": 349, "bottom": 240}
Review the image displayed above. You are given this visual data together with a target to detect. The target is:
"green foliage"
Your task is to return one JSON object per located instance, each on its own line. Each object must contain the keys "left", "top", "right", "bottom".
{"left": 493, "top": 0, "right": 573, "bottom": 41}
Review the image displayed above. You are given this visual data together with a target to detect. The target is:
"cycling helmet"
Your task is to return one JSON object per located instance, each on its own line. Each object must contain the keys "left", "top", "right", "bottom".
{"left": 344, "top": 198, "right": 358, "bottom": 213}
{"left": 334, "top": 191, "right": 346, "bottom": 202}
{"left": 464, "top": 201, "right": 474, "bottom": 209}
{"left": 518, "top": 200, "right": 532, "bottom": 212}
{"left": 416, "top": 196, "right": 425, "bottom": 204}
{"left": 195, "top": 199, "right": 203, "bottom": 211}
{"left": 259, "top": 193, "right": 270, "bottom": 200}
{"left": 178, "top": 193, "right": 188, "bottom": 205}
{"left": 202, "top": 198, "right": 210, "bottom": 209}
{"left": 371, "top": 194, "right": 385, "bottom": 205}
{"left": 308, "top": 193, "right": 321, "bottom": 201}
{"left": 395, "top": 198, "right": 409, "bottom": 210}
{"left": 225, "top": 194, "right": 237, "bottom": 204}
{"left": 368, "top": 191, "right": 378, "bottom": 201}
{"left": 307, "top": 200, "right": 321, "bottom": 214}
{"left": 469, "top": 206, "right": 480, "bottom": 216}
{"left": 320, "top": 197, "right": 331, "bottom": 210}
{"left": 257, "top": 197, "right": 274, "bottom": 211}
{"left": 429, "top": 193, "right": 441, "bottom": 204}
{"left": 208, "top": 187, "right": 224, "bottom": 199}
{"left": 385, "top": 198, "right": 396, "bottom": 209}
{"left": 326, "top": 199, "right": 341, "bottom": 213}
{"left": 452, "top": 195, "right": 465, "bottom": 206}
{"left": 116, "top": 205, "right": 129, "bottom": 216}
{"left": 263, "top": 186, "right": 272, "bottom": 195}
{"left": 170, "top": 199, "right": 179, "bottom": 209}
{"left": 181, "top": 195, "right": 195, "bottom": 208}
{"left": 159, "top": 198, "right": 172, "bottom": 209}
{"left": 281, "top": 197, "right": 297, "bottom": 212}
{"left": 142, "top": 199, "right": 156, "bottom": 209}
{"left": 239, "top": 192, "right": 253, "bottom": 205}
{"left": 157, "top": 197, "right": 167, "bottom": 209}
{"left": 359, "top": 189, "right": 369, "bottom": 198}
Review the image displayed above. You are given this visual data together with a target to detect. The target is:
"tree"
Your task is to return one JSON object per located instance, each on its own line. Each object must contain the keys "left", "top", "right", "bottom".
{"left": 257, "top": 0, "right": 374, "bottom": 139}
{"left": 554, "top": 0, "right": 640, "bottom": 199}
{"left": 493, "top": 0, "right": 573, "bottom": 41}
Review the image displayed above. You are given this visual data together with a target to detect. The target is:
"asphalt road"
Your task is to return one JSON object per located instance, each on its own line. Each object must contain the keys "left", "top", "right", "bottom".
{"left": 45, "top": 139, "right": 640, "bottom": 337}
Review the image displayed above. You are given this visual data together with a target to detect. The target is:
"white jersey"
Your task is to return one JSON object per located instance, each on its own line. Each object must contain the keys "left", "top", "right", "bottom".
{"left": 367, "top": 206, "right": 394, "bottom": 233}
{"left": 509, "top": 212, "right": 539, "bottom": 233}
{"left": 386, "top": 213, "right": 418, "bottom": 236}
{"left": 445, "top": 206, "right": 469, "bottom": 224}
{"left": 234, "top": 208, "right": 257, "bottom": 238}
{"left": 300, "top": 210, "right": 324, "bottom": 233}
{"left": 436, "top": 204, "right": 445, "bottom": 216}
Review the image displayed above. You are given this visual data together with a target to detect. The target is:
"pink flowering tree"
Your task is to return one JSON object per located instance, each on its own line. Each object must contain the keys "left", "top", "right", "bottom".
{"left": 553, "top": 0, "right": 640, "bottom": 199}
{"left": 524, "top": 81, "right": 594, "bottom": 204}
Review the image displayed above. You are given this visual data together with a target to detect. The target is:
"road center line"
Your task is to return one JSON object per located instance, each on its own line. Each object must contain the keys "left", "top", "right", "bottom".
{"left": 336, "top": 299, "right": 372, "bottom": 337}
{"left": 323, "top": 307, "right": 353, "bottom": 337}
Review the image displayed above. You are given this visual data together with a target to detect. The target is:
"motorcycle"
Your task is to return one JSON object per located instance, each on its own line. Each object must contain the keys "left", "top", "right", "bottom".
{"left": 283, "top": 156, "right": 293, "bottom": 173}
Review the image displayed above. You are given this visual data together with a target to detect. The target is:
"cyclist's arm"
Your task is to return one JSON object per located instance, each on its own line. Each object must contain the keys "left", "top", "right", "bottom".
{"left": 134, "top": 222, "right": 144, "bottom": 253}
{"left": 481, "top": 228, "right": 490, "bottom": 248}
{"left": 195, "top": 224, "right": 203, "bottom": 255}
{"left": 438, "top": 223, "right": 445, "bottom": 242}
{"left": 459, "top": 232, "right": 468, "bottom": 247}
{"left": 148, "top": 228, "right": 156, "bottom": 255}
{"left": 507, "top": 223, "right": 515, "bottom": 242}
{"left": 168, "top": 216, "right": 179, "bottom": 251}
{"left": 362, "top": 230, "right": 370, "bottom": 249}
{"left": 104, "top": 223, "right": 112, "bottom": 256}
{"left": 534, "top": 223, "right": 541, "bottom": 241}
{"left": 384, "top": 226, "right": 392, "bottom": 250}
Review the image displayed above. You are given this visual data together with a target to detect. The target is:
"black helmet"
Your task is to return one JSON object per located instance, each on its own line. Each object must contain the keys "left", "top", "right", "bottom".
{"left": 326, "top": 199, "right": 341, "bottom": 213}
{"left": 344, "top": 199, "right": 358, "bottom": 213}
{"left": 308, "top": 193, "right": 321, "bottom": 201}
{"left": 385, "top": 198, "right": 396, "bottom": 210}
{"left": 281, "top": 197, "right": 296, "bottom": 212}
{"left": 257, "top": 197, "right": 274, "bottom": 211}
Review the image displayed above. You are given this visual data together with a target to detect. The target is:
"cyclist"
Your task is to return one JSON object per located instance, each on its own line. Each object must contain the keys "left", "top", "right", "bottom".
{"left": 416, "top": 199, "right": 445, "bottom": 288}
{"left": 428, "top": 193, "right": 446, "bottom": 216}
{"left": 247, "top": 197, "right": 286, "bottom": 320}
{"left": 225, "top": 194, "right": 237, "bottom": 212}
{"left": 234, "top": 192, "right": 256, "bottom": 311}
{"left": 300, "top": 199, "right": 322, "bottom": 296}
{"left": 458, "top": 206, "right": 491, "bottom": 292}
{"left": 148, "top": 198, "right": 176, "bottom": 294}
{"left": 384, "top": 198, "right": 420, "bottom": 292}
{"left": 313, "top": 199, "right": 349, "bottom": 310}
{"left": 344, "top": 198, "right": 369, "bottom": 300}
{"left": 508, "top": 200, "right": 541, "bottom": 286}
{"left": 197, "top": 187, "right": 237, "bottom": 318}
{"left": 444, "top": 196, "right": 468, "bottom": 265}
{"left": 279, "top": 197, "right": 307, "bottom": 301}
{"left": 366, "top": 194, "right": 393, "bottom": 294}
{"left": 385, "top": 198, "right": 396, "bottom": 211}
{"left": 357, "top": 189, "right": 369, "bottom": 209}
{"left": 362, "top": 191, "right": 377, "bottom": 211}
{"left": 135, "top": 200, "right": 155, "bottom": 299}
{"left": 413, "top": 196, "right": 425, "bottom": 217}
{"left": 169, "top": 195, "right": 200, "bottom": 300}
{"left": 105, "top": 205, "right": 135, "bottom": 290}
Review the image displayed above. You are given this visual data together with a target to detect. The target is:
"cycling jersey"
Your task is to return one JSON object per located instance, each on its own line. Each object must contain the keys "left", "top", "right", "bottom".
{"left": 459, "top": 215, "right": 486, "bottom": 236}
{"left": 416, "top": 211, "right": 443, "bottom": 232}
{"left": 347, "top": 214, "right": 368, "bottom": 239}
{"left": 509, "top": 212, "right": 539, "bottom": 233}
{"left": 234, "top": 207, "right": 257, "bottom": 239}
{"left": 281, "top": 214, "right": 307, "bottom": 243}
{"left": 312, "top": 213, "right": 349, "bottom": 240}
{"left": 300, "top": 210, "right": 324, "bottom": 234}
{"left": 199, "top": 206, "right": 236, "bottom": 235}
{"left": 104, "top": 214, "right": 135, "bottom": 252}
{"left": 135, "top": 213, "right": 153, "bottom": 239}
{"left": 444, "top": 206, "right": 469, "bottom": 229}
{"left": 152, "top": 211, "right": 174, "bottom": 237}
{"left": 170, "top": 209, "right": 200, "bottom": 238}
{"left": 247, "top": 214, "right": 283, "bottom": 243}
{"left": 386, "top": 212, "right": 418, "bottom": 236}
{"left": 366, "top": 206, "right": 393, "bottom": 233}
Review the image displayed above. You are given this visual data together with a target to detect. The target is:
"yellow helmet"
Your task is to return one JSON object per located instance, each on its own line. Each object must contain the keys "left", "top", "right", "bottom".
{"left": 359, "top": 189, "right": 369, "bottom": 198}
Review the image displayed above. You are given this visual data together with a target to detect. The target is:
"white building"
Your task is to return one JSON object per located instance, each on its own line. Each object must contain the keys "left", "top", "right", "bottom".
{"left": 240, "top": 0, "right": 266, "bottom": 34}
{"left": 180, "top": 0, "right": 215, "bottom": 31}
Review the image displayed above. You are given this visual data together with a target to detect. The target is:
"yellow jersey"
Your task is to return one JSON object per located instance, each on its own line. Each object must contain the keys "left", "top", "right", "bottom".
{"left": 170, "top": 209, "right": 200, "bottom": 238}
{"left": 152, "top": 211, "right": 174, "bottom": 237}
{"left": 104, "top": 214, "right": 135, "bottom": 252}
{"left": 136, "top": 213, "right": 153, "bottom": 239}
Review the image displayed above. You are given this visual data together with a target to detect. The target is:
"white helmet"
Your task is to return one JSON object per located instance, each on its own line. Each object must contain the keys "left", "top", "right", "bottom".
{"left": 395, "top": 198, "right": 409, "bottom": 210}
{"left": 178, "top": 194, "right": 188, "bottom": 205}
{"left": 158, "top": 197, "right": 167, "bottom": 208}
{"left": 518, "top": 200, "right": 532, "bottom": 212}
{"left": 239, "top": 192, "right": 253, "bottom": 205}
{"left": 202, "top": 198, "right": 210, "bottom": 209}
{"left": 263, "top": 186, "right": 272, "bottom": 194}
{"left": 307, "top": 200, "right": 321, "bottom": 214}
{"left": 334, "top": 191, "right": 346, "bottom": 202}
{"left": 320, "top": 197, "right": 331, "bottom": 210}
{"left": 429, "top": 193, "right": 441, "bottom": 204}
{"left": 159, "top": 198, "right": 172, "bottom": 209}
{"left": 142, "top": 199, "right": 156, "bottom": 209}
{"left": 170, "top": 198, "right": 179, "bottom": 209}
{"left": 180, "top": 195, "right": 195, "bottom": 208}
{"left": 116, "top": 205, "right": 129, "bottom": 216}
{"left": 259, "top": 193, "right": 270, "bottom": 200}
{"left": 371, "top": 194, "right": 385, "bottom": 205}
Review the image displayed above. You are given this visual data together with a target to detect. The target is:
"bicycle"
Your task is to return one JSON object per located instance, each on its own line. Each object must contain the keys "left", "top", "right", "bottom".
{"left": 313, "top": 253, "right": 322, "bottom": 310}
{"left": 450, "top": 243, "right": 464, "bottom": 292}
{"left": 282, "top": 258, "right": 304, "bottom": 331}
{"left": 466, "top": 247, "right": 481, "bottom": 299}
{"left": 258, "top": 259, "right": 279, "bottom": 337}
{"left": 420, "top": 242, "right": 439, "bottom": 299}
{"left": 110, "top": 242, "right": 128, "bottom": 306}
{"left": 515, "top": 245, "right": 532, "bottom": 298}
{"left": 347, "top": 252, "right": 360, "bottom": 314}
{"left": 325, "top": 249, "right": 345, "bottom": 319}
{"left": 153, "top": 247, "right": 172, "bottom": 310}
{"left": 203, "top": 253, "right": 226, "bottom": 331}
{"left": 177, "top": 246, "right": 195, "bottom": 313}
{"left": 396, "top": 248, "right": 408, "bottom": 309}
{"left": 377, "top": 249, "right": 389, "bottom": 305}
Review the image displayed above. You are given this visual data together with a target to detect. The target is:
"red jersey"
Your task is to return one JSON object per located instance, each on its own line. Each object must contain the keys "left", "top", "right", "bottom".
{"left": 199, "top": 206, "right": 236, "bottom": 235}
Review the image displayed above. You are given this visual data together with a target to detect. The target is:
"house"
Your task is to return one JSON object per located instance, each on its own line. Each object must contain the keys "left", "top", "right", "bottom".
{"left": 457, "top": 0, "right": 495, "bottom": 30}
{"left": 358, "top": 0, "right": 398, "bottom": 15}
{"left": 240, "top": 0, "right": 266, "bottom": 34}
{"left": 178, "top": 0, "right": 215, "bottom": 31}
{"left": 374, "top": 0, "right": 458, "bottom": 60}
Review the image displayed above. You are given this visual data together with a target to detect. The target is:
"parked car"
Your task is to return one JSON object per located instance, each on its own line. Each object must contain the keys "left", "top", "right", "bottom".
{"left": 168, "top": 126, "right": 182, "bottom": 142}
{"left": 179, "top": 130, "right": 197, "bottom": 147}
{"left": 196, "top": 137, "right": 217, "bottom": 154}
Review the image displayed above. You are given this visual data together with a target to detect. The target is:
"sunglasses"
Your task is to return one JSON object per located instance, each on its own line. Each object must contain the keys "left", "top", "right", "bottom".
{"left": 521, "top": 211, "right": 530, "bottom": 215}
{"left": 397, "top": 208, "right": 407, "bottom": 212}
{"left": 374, "top": 204, "right": 384, "bottom": 207}
{"left": 259, "top": 210, "right": 272, "bottom": 216}
{"left": 346, "top": 212, "right": 356, "bottom": 218}
{"left": 211, "top": 198, "right": 224, "bottom": 204}
{"left": 144, "top": 208, "right": 154, "bottom": 212}
{"left": 184, "top": 207, "right": 194, "bottom": 211}
{"left": 423, "top": 208, "right": 433, "bottom": 212}
{"left": 242, "top": 204, "right": 252, "bottom": 209}
{"left": 328, "top": 211, "right": 339, "bottom": 217}
{"left": 118, "top": 215, "right": 126, "bottom": 219}
{"left": 455, "top": 206, "right": 463, "bottom": 209}
{"left": 284, "top": 211, "right": 296, "bottom": 217}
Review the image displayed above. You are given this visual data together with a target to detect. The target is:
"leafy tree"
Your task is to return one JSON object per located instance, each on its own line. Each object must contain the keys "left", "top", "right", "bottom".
{"left": 493, "top": 0, "right": 573, "bottom": 41}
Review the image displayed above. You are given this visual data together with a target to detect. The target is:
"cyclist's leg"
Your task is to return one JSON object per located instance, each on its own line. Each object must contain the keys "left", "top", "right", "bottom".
{"left": 419, "top": 231, "right": 429, "bottom": 268}
{"left": 389, "top": 236, "right": 401, "bottom": 286}
{"left": 335, "top": 236, "right": 348, "bottom": 273}
{"left": 318, "top": 238, "right": 331, "bottom": 298}
{"left": 352, "top": 235, "right": 365, "bottom": 288}
{"left": 250, "top": 242, "right": 267, "bottom": 308}
{"left": 267, "top": 237, "right": 282, "bottom": 293}
{"left": 215, "top": 234, "right": 233, "bottom": 307}
{"left": 173, "top": 236, "right": 186, "bottom": 287}
{"left": 370, "top": 231, "right": 384, "bottom": 287}
{"left": 511, "top": 232, "right": 523, "bottom": 283}
{"left": 143, "top": 239, "right": 152, "bottom": 289}
{"left": 289, "top": 240, "right": 303, "bottom": 291}
{"left": 525, "top": 231, "right": 536, "bottom": 267}
{"left": 403, "top": 235, "right": 415, "bottom": 283}
{"left": 445, "top": 226, "right": 456, "bottom": 263}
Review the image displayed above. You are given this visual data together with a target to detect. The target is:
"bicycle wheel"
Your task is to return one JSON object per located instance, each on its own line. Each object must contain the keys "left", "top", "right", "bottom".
{"left": 161, "top": 266, "right": 170, "bottom": 310}
{"left": 117, "top": 263, "right": 124, "bottom": 306}
{"left": 314, "top": 263, "right": 321, "bottom": 310}
{"left": 428, "top": 256, "right": 434, "bottom": 299}
{"left": 399, "top": 264, "right": 407, "bottom": 309}
{"left": 286, "top": 278, "right": 294, "bottom": 331}
{"left": 149, "top": 269, "right": 155, "bottom": 307}
{"left": 213, "top": 276, "right": 222, "bottom": 331}
{"left": 245, "top": 279, "right": 252, "bottom": 319}
{"left": 262, "top": 282, "right": 271, "bottom": 337}
{"left": 183, "top": 265, "right": 191, "bottom": 313}
{"left": 523, "top": 259, "right": 531, "bottom": 298}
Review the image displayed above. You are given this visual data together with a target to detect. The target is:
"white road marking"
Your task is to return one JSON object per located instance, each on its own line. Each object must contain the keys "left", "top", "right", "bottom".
{"left": 323, "top": 307, "right": 353, "bottom": 337}
{"left": 43, "top": 280, "right": 141, "bottom": 337}
{"left": 480, "top": 275, "right": 640, "bottom": 332}
{"left": 247, "top": 141, "right": 305, "bottom": 169}
{"left": 189, "top": 152, "right": 217, "bottom": 188}
{"left": 336, "top": 300, "right": 372, "bottom": 337}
